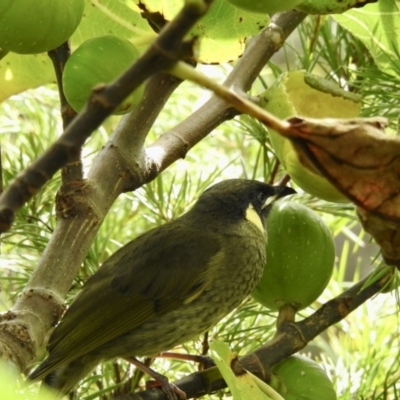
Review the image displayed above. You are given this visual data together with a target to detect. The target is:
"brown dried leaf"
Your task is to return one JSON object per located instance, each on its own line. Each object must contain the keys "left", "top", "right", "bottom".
{"left": 280, "top": 116, "right": 400, "bottom": 266}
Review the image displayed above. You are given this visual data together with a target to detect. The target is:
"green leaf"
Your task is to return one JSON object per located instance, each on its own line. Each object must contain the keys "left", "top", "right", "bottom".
{"left": 210, "top": 340, "right": 282, "bottom": 400}
{"left": 0, "top": 361, "right": 54, "bottom": 400}
{"left": 0, "top": 53, "right": 54, "bottom": 102}
{"left": 333, "top": 0, "right": 400, "bottom": 76}
{"left": 71, "top": 0, "right": 154, "bottom": 49}
{"left": 136, "top": 0, "right": 270, "bottom": 63}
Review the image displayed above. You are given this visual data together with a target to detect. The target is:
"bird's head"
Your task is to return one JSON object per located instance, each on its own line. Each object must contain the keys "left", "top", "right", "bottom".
{"left": 189, "top": 179, "right": 296, "bottom": 233}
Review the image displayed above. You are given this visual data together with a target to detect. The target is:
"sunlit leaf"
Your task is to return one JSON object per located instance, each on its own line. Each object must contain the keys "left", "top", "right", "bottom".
{"left": 0, "top": 53, "right": 54, "bottom": 103}
{"left": 71, "top": 0, "right": 154, "bottom": 49}
{"left": 333, "top": 0, "right": 400, "bottom": 76}
{"left": 210, "top": 340, "right": 281, "bottom": 400}
{"left": 136, "top": 0, "right": 270, "bottom": 63}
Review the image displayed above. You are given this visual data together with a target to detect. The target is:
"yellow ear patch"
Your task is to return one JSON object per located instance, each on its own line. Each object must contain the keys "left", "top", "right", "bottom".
{"left": 245, "top": 205, "right": 264, "bottom": 233}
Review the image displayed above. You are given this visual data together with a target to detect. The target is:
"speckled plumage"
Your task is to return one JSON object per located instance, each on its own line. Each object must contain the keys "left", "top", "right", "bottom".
{"left": 29, "top": 179, "right": 294, "bottom": 397}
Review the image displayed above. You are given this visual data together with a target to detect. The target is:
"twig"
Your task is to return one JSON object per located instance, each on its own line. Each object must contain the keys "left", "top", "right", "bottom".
{"left": 48, "top": 42, "right": 83, "bottom": 184}
{"left": 47, "top": 42, "right": 76, "bottom": 129}
{"left": 168, "top": 61, "right": 291, "bottom": 134}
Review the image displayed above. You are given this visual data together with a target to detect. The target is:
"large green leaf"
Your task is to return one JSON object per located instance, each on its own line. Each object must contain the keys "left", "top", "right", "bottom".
{"left": 0, "top": 53, "right": 54, "bottom": 102}
{"left": 333, "top": 0, "right": 400, "bottom": 76}
{"left": 71, "top": 0, "right": 154, "bottom": 49}
{"left": 136, "top": 0, "right": 270, "bottom": 63}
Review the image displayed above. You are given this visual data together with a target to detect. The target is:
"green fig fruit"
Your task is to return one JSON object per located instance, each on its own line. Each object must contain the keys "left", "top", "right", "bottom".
{"left": 62, "top": 36, "right": 144, "bottom": 115}
{"left": 252, "top": 201, "right": 335, "bottom": 311}
{"left": 226, "top": 0, "right": 302, "bottom": 14}
{"left": 271, "top": 355, "right": 337, "bottom": 400}
{"left": 260, "top": 70, "right": 361, "bottom": 203}
{"left": 0, "top": 0, "right": 84, "bottom": 54}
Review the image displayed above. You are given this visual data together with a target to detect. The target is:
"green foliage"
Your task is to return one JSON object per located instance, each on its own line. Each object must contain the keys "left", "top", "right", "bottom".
{"left": 136, "top": 0, "right": 271, "bottom": 63}
{"left": 211, "top": 340, "right": 280, "bottom": 400}
{"left": 333, "top": 0, "right": 400, "bottom": 76}
{"left": 0, "top": 361, "right": 54, "bottom": 400}
{"left": 1, "top": 2, "right": 400, "bottom": 400}
{"left": 259, "top": 69, "right": 360, "bottom": 202}
{"left": 0, "top": 89, "right": 61, "bottom": 306}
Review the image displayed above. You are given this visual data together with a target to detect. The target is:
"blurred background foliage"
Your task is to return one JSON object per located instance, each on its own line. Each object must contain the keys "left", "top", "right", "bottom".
{"left": 1, "top": 13, "right": 400, "bottom": 400}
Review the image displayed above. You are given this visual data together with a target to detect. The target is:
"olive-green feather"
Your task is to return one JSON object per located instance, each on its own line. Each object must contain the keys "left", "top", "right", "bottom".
{"left": 29, "top": 222, "right": 221, "bottom": 382}
{"left": 28, "top": 179, "right": 296, "bottom": 397}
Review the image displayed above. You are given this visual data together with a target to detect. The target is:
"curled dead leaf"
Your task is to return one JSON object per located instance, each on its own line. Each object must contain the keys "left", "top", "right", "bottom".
{"left": 278, "top": 116, "right": 400, "bottom": 266}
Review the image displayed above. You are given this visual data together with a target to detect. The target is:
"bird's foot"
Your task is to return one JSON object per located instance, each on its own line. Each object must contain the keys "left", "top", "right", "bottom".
{"left": 125, "top": 356, "right": 186, "bottom": 400}
{"left": 146, "top": 377, "right": 186, "bottom": 400}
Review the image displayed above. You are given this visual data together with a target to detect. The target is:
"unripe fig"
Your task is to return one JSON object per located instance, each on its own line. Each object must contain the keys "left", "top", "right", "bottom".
{"left": 0, "top": 0, "right": 84, "bottom": 54}
{"left": 226, "top": 0, "right": 302, "bottom": 14}
{"left": 260, "top": 70, "right": 361, "bottom": 202}
{"left": 252, "top": 201, "right": 335, "bottom": 311}
{"left": 62, "top": 36, "right": 144, "bottom": 115}
{"left": 271, "top": 355, "right": 337, "bottom": 400}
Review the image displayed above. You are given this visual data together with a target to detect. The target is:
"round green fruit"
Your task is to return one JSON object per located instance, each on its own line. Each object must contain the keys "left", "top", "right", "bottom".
{"left": 271, "top": 355, "right": 337, "bottom": 400}
{"left": 62, "top": 36, "right": 144, "bottom": 115}
{"left": 0, "top": 0, "right": 84, "bottom": 54}
{"left": 226, "top": 0, "right": 302, "bottom": 14}
{"left": 279, "top": 139, "right": 348, "bottom": 203}
{"left": 252, "top": 201, "right": 335, "bottom": 311}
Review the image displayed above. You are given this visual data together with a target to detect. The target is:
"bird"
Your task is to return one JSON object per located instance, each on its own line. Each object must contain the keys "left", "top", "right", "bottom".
{"left": 28, "top": 178, "right": 295, "bottom": 399}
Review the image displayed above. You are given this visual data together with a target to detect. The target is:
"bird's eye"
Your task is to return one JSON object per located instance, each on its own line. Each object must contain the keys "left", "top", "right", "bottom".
{"left": 257, "top": 192, "right": 267, "bottom": 204}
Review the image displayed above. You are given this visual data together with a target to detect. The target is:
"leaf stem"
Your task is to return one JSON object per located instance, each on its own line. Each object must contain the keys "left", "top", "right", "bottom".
{"left": 168, "top": 61, "right": 292, "bottom": 135}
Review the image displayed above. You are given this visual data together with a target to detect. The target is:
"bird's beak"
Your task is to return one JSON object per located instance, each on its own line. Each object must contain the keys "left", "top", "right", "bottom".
{"left": 262, "top": 186, "right": 296, "bottom": 209}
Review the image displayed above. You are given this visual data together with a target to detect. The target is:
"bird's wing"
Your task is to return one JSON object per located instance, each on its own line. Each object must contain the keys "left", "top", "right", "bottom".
{"left": 32, "top": 223, "right": 222, "bottom": 380}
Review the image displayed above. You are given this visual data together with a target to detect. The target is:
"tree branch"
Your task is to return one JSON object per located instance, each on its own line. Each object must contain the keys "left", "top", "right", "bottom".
{"left": 48, "top": 41, "right": 83, "bottom": 185}
{"left": 47, "top": 42, "right": 76, "bottom": 130}
{"left": 123, "top": 268, "right": 389, "bottom": 399}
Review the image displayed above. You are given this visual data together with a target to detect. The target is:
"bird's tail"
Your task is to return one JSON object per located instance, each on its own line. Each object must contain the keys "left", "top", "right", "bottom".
{"left": 28, "top": 355, "right": 99, "bottom": 398}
